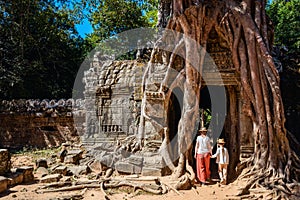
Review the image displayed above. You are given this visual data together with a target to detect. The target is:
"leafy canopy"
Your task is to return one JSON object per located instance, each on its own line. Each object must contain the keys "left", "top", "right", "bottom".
{"left": 0, "top": 0, "right": 158, "bottom": 99}
{"left": 0, "top": 0, "right": 86, "bottom": 99}
{"left": 267, "top": 0, "right": 300, "bottom": 54}
{"left": 85, "top": 0, "right": 157, "bottom": 46}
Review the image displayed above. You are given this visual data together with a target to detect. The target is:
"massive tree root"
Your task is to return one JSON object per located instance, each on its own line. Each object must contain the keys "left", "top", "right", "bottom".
{"left": 137, "top": 0, "right": 300, "bottom": 197}
{"left": 36, "top": 177, "right": 179, "bottom": 199}
{"left": 222, "top": 1, "right": 300, "bottom": 199}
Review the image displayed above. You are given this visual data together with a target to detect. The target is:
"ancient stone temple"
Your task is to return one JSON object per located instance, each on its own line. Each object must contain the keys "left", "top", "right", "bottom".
{"left": 82, "top": 59, "right": 169, "bottom": 175}
{"left": 82, "top": 26, "right": 255, "bottom": 176}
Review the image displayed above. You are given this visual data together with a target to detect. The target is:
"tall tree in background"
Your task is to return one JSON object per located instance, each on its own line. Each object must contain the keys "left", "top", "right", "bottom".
{"left": 0, "top": 0, "right": 158, "bottom": 99}
{"left": 267, "top": 0, "right": 300, "bottom": 145}
{"left": 86, "top": 0, "right": 153, "bottom": 46}
{"left": 138, "top": 0, "right": 300, "bottom": 198}
{"left": 267, "top": 0, "right": 300, "bottom": 54}
{"left": 0, "top": 0, "right": 85, "bottom": 99}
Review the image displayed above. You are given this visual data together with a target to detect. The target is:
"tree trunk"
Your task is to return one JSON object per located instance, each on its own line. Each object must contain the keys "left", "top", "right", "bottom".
{"left": 139, "top": 0, "right": 300, "bottom": 197}
{"left": 157, "top": 0, "right": 172, "bottom": 28}
{"left": 225, "top": 85, "right": 240, "bottom": 182}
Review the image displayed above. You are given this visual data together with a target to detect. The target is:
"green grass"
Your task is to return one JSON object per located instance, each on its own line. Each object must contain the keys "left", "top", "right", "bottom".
{"left": 11, "top": 147, "right": 61, "bottom": 160}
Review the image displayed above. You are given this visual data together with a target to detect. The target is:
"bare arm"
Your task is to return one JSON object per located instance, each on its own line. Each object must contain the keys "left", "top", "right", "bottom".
{"left": 211, "top": 148, "right": 219, "bottom": 158}
{"left": 207, "top": 138, "right": 212, "bottom": 155}
{"left": 194, "top": 138, "right": 198, "bottom": 158}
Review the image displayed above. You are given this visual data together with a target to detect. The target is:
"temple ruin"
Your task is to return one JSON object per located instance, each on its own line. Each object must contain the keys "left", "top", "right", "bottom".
{"left": 0, "top": 27, "right": 257, "bottom": 178}
{"left": 80, "top": 27, "right": 256, "bottom": 178}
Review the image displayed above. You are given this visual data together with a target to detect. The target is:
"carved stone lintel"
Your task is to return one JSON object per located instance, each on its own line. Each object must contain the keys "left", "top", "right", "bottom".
{"left": 145, "top": 92, "right": 164, "bottom": 100}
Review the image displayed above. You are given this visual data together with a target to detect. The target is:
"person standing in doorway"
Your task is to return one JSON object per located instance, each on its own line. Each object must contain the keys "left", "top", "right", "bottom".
{"left": 194, "top": 127, "right": 212, "bottom": 185}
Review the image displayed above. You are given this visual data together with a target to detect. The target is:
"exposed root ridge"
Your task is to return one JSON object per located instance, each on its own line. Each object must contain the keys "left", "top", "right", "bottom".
{"left": 237, "top": 168, "right": 300, "bottom": 200}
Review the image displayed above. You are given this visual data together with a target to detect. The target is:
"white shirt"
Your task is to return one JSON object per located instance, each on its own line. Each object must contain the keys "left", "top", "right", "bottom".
{"left": 196, "top": 135, "right": 211, "bottom": 154}
{"left": 212, "top": 147, "right": 229, "bottom": 164}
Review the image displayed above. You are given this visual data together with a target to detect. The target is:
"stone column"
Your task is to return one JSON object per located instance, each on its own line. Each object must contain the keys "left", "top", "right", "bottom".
{"left": 0, "top": 149, "right": 11, "bottom": 175}
{"left": 238, "top": 93, "right": 254, "bottom": 161}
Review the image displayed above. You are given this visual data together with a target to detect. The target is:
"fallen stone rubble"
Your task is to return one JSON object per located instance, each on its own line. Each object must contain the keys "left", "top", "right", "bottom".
{"left": 0, "top": 149, "right": 34, "bottom": 193}
{"left": 0, "top": 140, "right": 180, "bottom": 199}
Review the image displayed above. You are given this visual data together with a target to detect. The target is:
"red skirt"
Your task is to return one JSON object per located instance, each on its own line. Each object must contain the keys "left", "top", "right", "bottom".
{"left": 196, "top": 153, "right": 211, "bottom": 183}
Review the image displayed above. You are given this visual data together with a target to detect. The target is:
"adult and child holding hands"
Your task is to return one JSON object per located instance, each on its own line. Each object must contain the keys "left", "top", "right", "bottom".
{"left": 194, "top": 127, "right": 229, "bottom": 186}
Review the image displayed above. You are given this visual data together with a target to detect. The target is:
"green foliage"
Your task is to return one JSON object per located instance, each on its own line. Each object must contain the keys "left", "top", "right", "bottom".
{"left": 0, "top": 0, "right": 86, "bottom": 99}
{"left": 267, "top": 0, "right": 300, "bottom": 54}
{"left": 139, "top": 0, "right": 158, "bottom": 27}
{"left": 267, "top": 0, "right": 300, "bottom": 137}
{"left": 86, "top": 0, "right": 149, "bottom": 46}
{"left": 75, "top": 0, "right": 157, "bottom": 50}
{"left": 71, "top": 0, "right": 158, "bottom": 29}
{"left": 0, "top": 0, "right": 158, "bottom": 99}
{"left": 202, "top": 109, "right": 212, "bottom": 128}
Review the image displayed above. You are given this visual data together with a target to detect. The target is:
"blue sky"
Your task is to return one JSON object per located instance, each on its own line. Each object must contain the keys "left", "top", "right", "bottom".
{"left": 74, "top": 0, "right": 274, "bottom": 38}
{"left": 75, "top": 18, "right": 93, "bottom": 38}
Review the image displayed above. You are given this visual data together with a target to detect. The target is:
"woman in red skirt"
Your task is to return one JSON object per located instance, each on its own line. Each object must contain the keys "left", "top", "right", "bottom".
{"left": 194, "top": 127, "right": 212, "bottom": 185}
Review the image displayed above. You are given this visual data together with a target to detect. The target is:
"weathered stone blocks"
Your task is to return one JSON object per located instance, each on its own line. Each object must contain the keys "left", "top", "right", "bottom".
{"left": 141, "top": 167, "right": 163, "bottom": 176}
{"left": 35, "top": 167, "right": 49, "bottom": 179}
{"left": 40, "top": 174, "right": 62, "bottom": 183}
{"left": 128, "top": 155, "right": 143, "bottom": 166}
{"left": 0, "top": 149, "right": 11, "bottom": 175}
{"left": 58, "top": 149, "right": 68, "bottom": 162}
{"left": 115, "top": 161, "right": 142, "bottom": 174}
{"left": 142, "top": 154, "right": 165, "bottom": 176}
{"left": 115, "top": 155, "right": 143, "bottom": 174}
{"left": 52, "top": 165, "right": 67, "bottom": 176}
{"left": 35, "top": 158, "right": 48, "bottom": 169}
{"left": 67, "top": 166, "right": 90, "bottom": 176}
{"left": 142, "top": 154, "right": 164, "bottom": 169}
{"left": 64, "top": 149, "right": 83, "bottom": 165}
{"left": 16, "top": 166, "right": 34, "bottom": 183}
{"left": 7, "top": 172, "right": 24, "bottom": 186}
{"left": 0, "top": 176, "right": 8, "bottom": 193}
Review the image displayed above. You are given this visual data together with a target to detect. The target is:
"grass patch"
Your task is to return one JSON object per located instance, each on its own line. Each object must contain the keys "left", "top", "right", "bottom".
{"left": 11, "top": 147, "right": 61, "bottom": 161}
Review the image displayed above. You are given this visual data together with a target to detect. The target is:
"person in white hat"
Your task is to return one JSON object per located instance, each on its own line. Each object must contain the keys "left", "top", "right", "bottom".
{"left": 211, "top": 138, "right": 229, "bottom": 185}
{"left": 194, "top": 127, "right": 212, "bottom": 185}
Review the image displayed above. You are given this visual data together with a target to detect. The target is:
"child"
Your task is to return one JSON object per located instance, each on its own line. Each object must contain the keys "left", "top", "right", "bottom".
{"left": 211, "top": 138, "right": 229, "bottom": 185}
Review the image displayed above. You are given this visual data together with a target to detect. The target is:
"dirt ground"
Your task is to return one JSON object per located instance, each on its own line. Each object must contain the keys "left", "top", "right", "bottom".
{"left": 0, "top": 179, "right": 243, "bottom": 200}
{"left": 0, "top": 153, "right": 248, "bottom": 200}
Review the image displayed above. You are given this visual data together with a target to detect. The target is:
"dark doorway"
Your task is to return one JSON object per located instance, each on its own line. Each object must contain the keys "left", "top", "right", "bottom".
{"left": 199, "top": 86, "right": 211, "bottom": 111}
{"left": 193, "top": 86, "right": 228, "bottom": 181}
{"left": 168, "top": 87, "right": 183, "bottom": 162}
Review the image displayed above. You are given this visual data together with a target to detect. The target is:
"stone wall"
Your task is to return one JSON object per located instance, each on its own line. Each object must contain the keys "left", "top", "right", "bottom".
{"left": 81, "top": 59, "right": 171, "bottom": 176}
{"left": 0, "top": 99, "right": 84, "bottom": 150}
{"left": 82, "top": 60, "right": 144, "bottom": 145}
